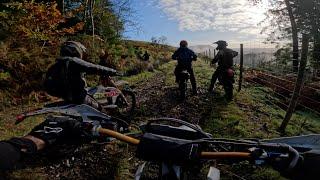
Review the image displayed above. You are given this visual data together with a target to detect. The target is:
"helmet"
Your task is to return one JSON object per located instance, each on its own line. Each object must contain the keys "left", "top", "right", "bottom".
{"left": 214, "top": 40, "right": 228, "bottom": 50}
{"left": 180, "top": 40, "right": 188, "bottom": 47}
{"left": 60, "top": 41, "right": 87, "bottom": 59}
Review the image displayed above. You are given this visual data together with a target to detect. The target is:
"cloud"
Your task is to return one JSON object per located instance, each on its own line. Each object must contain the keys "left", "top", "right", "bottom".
{"left": 156, "top": 0, "right": 268, "bottom": 37}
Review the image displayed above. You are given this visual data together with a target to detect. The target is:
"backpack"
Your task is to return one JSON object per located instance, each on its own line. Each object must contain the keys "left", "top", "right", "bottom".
{"left": 44, "top": 59, "right": 69, "bottom": 98}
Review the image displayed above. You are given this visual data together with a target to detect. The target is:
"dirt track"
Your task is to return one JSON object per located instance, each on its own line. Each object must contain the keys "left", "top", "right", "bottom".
{"left": 134, "top": 68, "right": 212, "bottom": 125}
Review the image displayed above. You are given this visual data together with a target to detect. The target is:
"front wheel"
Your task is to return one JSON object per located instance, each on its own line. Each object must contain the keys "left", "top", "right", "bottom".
{"left": 116, "top": 90, "right": 136, "bottom": 123}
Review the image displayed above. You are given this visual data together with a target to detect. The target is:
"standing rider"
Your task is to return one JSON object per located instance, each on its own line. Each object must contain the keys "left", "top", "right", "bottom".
{"left": 172, "top": 40, "right": 198, "bottom": 95}
{"left": 208, "top": 40, "right": 238, "bottom": 100}
{"left": 44, "top": 41, "right": 117, "bottom": 108}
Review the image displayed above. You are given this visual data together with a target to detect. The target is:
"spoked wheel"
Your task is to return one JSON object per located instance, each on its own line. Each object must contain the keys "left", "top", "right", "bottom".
{"left": 116, "top": 90, "right": 136, "bottom": 122}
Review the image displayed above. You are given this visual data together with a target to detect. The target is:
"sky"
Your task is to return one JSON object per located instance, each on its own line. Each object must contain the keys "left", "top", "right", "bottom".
{"left": 124, "top": 0, "right": 271, "bottom": 48}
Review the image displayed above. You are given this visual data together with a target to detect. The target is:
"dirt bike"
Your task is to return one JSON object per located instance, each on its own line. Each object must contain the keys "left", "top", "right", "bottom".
{"left": 122, "top": 118, "right": 320, "bottom": 180}
{"left": 15, "top": 108, "right": 320, "bottom": 180}
{"left": 34, "top": 76, "right": 136, "bottom": 123}
{"left": 86, "top": 79, "right": 136, "bottom": 121}
{"left": 216, "top": 68, "right": 235, "bottom": 100}
{"left": 177, "top": 70, "right": 190, "bottom": 100}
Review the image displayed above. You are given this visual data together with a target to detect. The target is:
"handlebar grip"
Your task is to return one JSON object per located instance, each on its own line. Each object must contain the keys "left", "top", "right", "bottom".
{"left": 96, "top": 127, "right": 140, "bottom": 145}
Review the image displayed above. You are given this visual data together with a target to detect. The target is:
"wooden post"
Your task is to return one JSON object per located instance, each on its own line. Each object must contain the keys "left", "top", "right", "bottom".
{"left": 238, "top": 44, "right": 244, "bottom": 92}
{"left": 214, "top": 49, "right": 216, "bottom": 57}
{"left": 279, "top": 34, "right": 310, "bottom": 133}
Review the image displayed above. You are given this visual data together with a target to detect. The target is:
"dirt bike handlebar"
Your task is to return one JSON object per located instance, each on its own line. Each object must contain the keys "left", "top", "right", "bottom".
{"left": 96, "top": 126, "right": 252, "bottom": 159}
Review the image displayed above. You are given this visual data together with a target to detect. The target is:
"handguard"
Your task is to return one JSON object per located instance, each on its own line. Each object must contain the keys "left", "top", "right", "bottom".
{"left": 136, "top": 133, "right": 200, "bottom": 165}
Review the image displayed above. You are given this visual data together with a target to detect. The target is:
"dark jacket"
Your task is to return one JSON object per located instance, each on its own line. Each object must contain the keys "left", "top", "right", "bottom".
{"left": 212, "top": 48, "right": 238, "bottom": 69}
{"left": 44, "top": 57, "right": 117, "bottom": 103}
{"left": 172, "top": 47, "right": 197, "bottom": 67}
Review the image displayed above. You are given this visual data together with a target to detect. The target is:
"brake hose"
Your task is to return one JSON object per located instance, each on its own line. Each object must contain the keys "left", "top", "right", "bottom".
{"left": 146, "top": 118, "right": 212, "bottom": 138}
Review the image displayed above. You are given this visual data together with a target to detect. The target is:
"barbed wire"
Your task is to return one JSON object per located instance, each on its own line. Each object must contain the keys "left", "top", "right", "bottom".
{"left": 246, "top": 76, "right": 320, "bottom": 117}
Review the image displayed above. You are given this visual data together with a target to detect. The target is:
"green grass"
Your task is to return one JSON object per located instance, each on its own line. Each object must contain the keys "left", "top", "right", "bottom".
{"left": 0, "top": 114, "right": 44, "bottom": 141}
{"left": 120, "top": 70, "right": 155, "bottom": 85}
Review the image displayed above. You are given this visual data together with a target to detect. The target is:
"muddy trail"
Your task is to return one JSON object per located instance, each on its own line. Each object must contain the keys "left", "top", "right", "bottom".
{"left": 134, "top": 68, "right": 213, "bottom": 125}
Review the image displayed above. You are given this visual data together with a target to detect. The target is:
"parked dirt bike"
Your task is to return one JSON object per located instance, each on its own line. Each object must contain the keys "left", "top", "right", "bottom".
{"left": 177, "top": 70, "right": 190, "bottom": 100}
{"left": 86, "top": 79, "right": 136, "bottom": 121}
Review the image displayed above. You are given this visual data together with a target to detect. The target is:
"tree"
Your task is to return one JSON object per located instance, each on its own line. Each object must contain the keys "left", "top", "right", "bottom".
{"left": 251, "top": 0, "right": 299, "bottom": 71}
{"left": 284, "top": 0, "right": 299, "bottom": 71}
{"left": 151, "top": 36, "right": 168, "bottom": 45}
{"left": 280, "top": 34, "right": 310, "bottom": 133}
{"left": 151, "top": 36, "right": 158, "bottom": 44}
{"left": 158, "top": 36, "right": 168, "bottom": 45}
{"left": 251, "top": 0, "right": 320, "bottom": 73}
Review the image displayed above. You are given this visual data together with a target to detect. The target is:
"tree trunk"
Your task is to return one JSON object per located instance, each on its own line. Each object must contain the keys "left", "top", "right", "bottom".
{"left": 90, "top": 0, "right": 95, "bottom": 45}
{"left": 313, "top": 30, "right": 320, "bottom": 77}
{"left": 279, "top": 34, "right": 310, "bottom": 133}
{"left": 284, "top": 0, "right": 299, "bottom": 72}
{"left": 84, "top": 0, "right": 89, "bottom": 33}
{"left": 312, "top": 0, "right": 320, "bottom": 77}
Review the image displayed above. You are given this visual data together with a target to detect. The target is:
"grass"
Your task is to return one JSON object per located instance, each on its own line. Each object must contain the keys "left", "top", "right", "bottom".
{"left": 121, "top": 70, "right": 155, "bottom": 85}
{"left": 0, "top": 103, "right": 45, "bottom": 141}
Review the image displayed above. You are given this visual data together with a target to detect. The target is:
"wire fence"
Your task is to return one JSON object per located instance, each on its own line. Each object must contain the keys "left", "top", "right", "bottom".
{"left": 200, "top": 41, "right": 320, "bottom": 117}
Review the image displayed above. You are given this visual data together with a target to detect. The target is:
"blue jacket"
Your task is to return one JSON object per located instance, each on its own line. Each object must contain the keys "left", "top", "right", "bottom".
{"left": 172, "top": 47, "right": 197, "bottom": 67}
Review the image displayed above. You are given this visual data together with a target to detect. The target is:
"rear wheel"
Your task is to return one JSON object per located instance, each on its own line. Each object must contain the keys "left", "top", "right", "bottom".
{"left": 179, "top": 79, "right": 187, "bottom": 100}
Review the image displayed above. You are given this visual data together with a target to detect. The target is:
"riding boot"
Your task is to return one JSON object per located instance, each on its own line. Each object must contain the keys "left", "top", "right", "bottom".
{"left": 209, "top": 68, "right": 220, "bottom": 92}
{"left": 224, "top": 84, "right": 233, "bottom": 101}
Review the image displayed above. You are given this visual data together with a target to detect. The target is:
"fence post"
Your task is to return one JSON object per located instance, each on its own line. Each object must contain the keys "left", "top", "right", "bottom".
{"left": 238, "top": 44, "right": 244, "bottom": 92}
{"left": 279, "top": 34, "right": 309, "bottom": 133}
{"left": 214, "top": 49, "right": 216, "bottom": 57}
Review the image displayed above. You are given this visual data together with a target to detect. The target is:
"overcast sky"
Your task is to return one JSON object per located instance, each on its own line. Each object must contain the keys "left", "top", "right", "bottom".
{"left": 124, "top": 0, "right": 271, "bottom": 47}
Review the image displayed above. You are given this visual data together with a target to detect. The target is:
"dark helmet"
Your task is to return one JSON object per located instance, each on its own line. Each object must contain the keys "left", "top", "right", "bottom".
{"left": 60, "top": 41, "right": 87, "bottom": 59}
{"left": 180, "top": 40, "right": 188, "bottom": 47}
{"left": 214, "top": 40, "right": 228, "bottom": 50}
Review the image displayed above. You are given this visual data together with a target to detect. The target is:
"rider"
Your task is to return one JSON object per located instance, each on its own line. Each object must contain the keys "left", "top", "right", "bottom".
{"left": 44, "top": 41, "right": 117, "bottom": 108}
{"left": 142, "top": 51, "right": 150, "bottom": 61}
{"left": 172, "top": 40, "right": 198, "bottom": 95}
{"left": 208, "top": 40, "right": 238, "bottom": 100}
